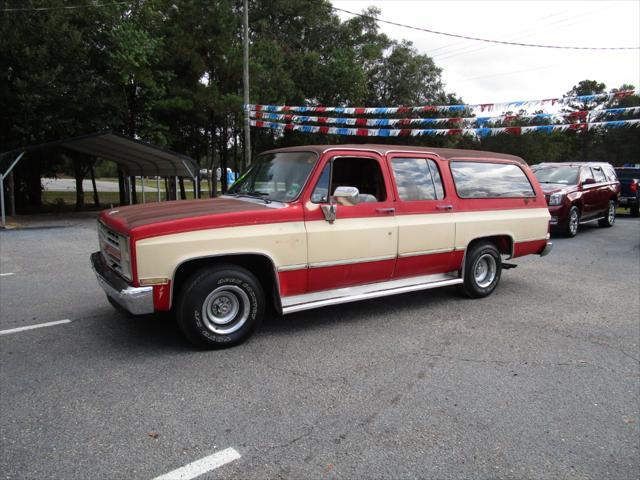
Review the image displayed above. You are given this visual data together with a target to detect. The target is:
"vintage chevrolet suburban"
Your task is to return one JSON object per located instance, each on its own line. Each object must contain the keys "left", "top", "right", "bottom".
{"left": 91, "top": 145, "right": 552, "bottom": 348}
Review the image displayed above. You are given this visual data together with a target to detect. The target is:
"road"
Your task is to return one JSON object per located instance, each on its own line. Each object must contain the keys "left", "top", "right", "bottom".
{"left": 1, "top": 216, "right": 638, "bottom": 479}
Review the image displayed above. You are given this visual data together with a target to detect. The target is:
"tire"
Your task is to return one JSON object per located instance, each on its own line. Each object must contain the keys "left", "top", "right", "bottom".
{"left": 563, "top": 205, "right": 580, "bottom": 237}
{"left": 176, "top": 263, "right": 264, "bottom": 348}
{"left": 630, "top": 203, "right": 639, "bottom": 217}
{"left": 598, "top": 200, "right": 616, "bottom": 227}
{"left": 462, "top": 241, "right": 502, "bottom": 299}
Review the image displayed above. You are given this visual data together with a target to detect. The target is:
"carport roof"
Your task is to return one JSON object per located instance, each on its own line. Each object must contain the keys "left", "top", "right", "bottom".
{"left": 1, "top": 132, "right": 198, "bottom": 178}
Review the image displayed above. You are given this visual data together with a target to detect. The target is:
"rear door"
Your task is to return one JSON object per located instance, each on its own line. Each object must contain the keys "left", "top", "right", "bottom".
{"left": 303, "top": 151, "right": 398, "bottom": 292}
{"left": 387, "top": 153, "right": 457, "bottom": 278}
{"left": 580, "top": 166, "right": 600, "bottom": 218}
{"left": 591, "top": 166, "right": 609, "bottom": 216}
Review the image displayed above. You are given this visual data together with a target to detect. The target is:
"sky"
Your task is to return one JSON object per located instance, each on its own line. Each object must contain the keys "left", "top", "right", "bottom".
{"left": 330, "top": 0, "right": 640, "bottom": 106}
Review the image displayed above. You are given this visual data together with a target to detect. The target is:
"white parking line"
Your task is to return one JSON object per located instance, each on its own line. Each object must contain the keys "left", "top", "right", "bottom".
{"left": 0, "top": 272, "right": 15, "bottom": 277}
{"left": 152, "top": 448, "right": 241, "bottom": 480}
{"left": 0, "top": 319, "right": 71, "bottom": 336}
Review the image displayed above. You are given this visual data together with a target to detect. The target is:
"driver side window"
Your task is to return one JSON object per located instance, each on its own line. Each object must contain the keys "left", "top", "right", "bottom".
{"left": 311, "top": 157, "right": 387, "bottom": 204}
{"left": 580, "top": 167, "right": 594, "bottom": 183}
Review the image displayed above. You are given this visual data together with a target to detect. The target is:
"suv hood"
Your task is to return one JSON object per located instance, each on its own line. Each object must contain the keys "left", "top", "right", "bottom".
{"left": 539, "top": 183, "right": 576, "bottom": 195}
{"left": 99, "top": 196, "right": 299, "bottom": 239}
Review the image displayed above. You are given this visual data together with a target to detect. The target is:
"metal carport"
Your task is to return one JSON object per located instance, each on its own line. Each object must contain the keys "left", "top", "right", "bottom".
{"left": 0, "top": 132, "right": 200, "bottom": 227}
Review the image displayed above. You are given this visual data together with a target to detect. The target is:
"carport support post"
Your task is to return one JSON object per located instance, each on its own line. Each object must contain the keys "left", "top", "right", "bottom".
{"left": 0, "top": 151, "right": 25, "bottom": 228}
{"left": 175, "top": 176, "right": 179, "bottom": 201}
{"left": 141, "top": 176, "right": 145, "bottom": 204}
{"left": 128, "top": 177, "right": 132, "bottom": 205}
{"left": 0, "top": 174, "right": 4, "bottom": 227}
{"left": 156, "top": 177, "right": 160, "bottom": 202}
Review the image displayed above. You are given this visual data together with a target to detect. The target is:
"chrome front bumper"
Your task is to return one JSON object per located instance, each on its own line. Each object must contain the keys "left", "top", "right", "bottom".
{"left": 91, "top": 252, "right": 153, "bottom": 315}
{"left": 540, "top": 241, "right": 553, "bottom": 257}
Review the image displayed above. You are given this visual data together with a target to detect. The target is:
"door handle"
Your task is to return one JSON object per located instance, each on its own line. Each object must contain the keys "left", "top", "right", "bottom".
{"left": 375, "top": 207, "right": 396, "bottom": 214}
{"left": 436, "top": 204, "right": 453, "bottom": 210}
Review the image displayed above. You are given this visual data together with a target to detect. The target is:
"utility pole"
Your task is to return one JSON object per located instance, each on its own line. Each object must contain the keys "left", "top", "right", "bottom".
{"left": 242, "top": 0, "right": 251, "bottom": 167}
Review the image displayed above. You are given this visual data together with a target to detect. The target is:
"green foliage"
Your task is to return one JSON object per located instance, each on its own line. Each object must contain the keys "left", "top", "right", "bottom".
{"left": 1, "top": 0, "right": 638, "bottom": 212}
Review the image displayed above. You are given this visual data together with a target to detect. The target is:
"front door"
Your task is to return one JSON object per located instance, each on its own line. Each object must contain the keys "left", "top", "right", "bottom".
{"left": 303, "top": 151, "right": 398, "bottom": 292}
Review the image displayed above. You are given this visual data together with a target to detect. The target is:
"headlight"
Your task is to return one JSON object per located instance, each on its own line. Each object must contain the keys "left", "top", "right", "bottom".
{"left": 118, "top": 235, "right": 132, "bottom": 281}
{"left": 548, "top": 192, "right": 564, "bottom": 206}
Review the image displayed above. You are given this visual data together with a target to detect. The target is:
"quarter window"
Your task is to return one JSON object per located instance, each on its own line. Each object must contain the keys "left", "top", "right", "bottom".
{"left": 391, "top": 157, "right": 445, "bottom": 201}
{"left": 450, "top": 161, "right": 535, "bottom": 198}
{"left": 603, "top": 166, "right": 617, "bottom": 182}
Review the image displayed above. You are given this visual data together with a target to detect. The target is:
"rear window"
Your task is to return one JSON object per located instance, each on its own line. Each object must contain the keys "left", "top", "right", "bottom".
{"left": 451, "top": 161, "right": 535, "bottom": 198}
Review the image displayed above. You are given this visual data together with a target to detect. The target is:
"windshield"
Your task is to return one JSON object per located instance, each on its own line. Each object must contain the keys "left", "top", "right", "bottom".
{"left": 532, "top": 166, "right": 579, "bottom": 185}
{"left": 228, "top": 151, "right": 318, "bottom": 202}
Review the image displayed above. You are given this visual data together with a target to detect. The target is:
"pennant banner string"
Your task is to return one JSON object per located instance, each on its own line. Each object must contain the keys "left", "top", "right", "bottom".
{"left": 246, "top": 90, "right": 636, "bottom": 114}
{"left": 250, "top": 106, "right": 640, "bottom": 127}
{"left": 250, "top": 118, "right": 640, "bottom": 137}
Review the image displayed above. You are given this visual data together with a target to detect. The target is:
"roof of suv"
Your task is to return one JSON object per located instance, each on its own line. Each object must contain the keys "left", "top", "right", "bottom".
{"left": 264, "top": 144, "right": 525, "bottom": 163}
{"left": 533, "top": 162, "right": 613, "bottom": 168}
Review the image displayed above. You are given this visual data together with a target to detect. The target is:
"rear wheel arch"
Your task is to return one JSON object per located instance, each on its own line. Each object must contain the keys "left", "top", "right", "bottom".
{"left": 461, "top": 234, "right": 513, "bottom": 276}
{"left": 468, "top": 234, "right": 514, "bottom": 255}
{"left": 171, "top": 253, "right": 281, "bottom": 313}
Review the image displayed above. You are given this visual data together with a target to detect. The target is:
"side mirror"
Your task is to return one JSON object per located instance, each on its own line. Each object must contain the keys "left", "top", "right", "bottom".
{"left": 320, "top": 186, "right": 360, "bottom": 223}
{"left": 582, "top": 178, "right": 595, "bottom": 186}
{"left": 333, "top": 186, "right": 360, "bottom": 206}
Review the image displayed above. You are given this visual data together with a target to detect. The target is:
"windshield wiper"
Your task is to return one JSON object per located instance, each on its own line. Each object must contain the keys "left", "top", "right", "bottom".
{"left": 231, "top": 191, "right": 272, "bottom": 204}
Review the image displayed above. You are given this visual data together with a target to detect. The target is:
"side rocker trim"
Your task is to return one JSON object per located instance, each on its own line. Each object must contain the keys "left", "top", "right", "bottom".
{"left": 281, "top": 271, "right": 462, "bottom": 314}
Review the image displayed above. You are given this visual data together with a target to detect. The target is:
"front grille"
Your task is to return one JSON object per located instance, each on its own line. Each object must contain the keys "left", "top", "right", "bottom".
{"left": 98, "top": 222, "right": 130, "bottom": 280}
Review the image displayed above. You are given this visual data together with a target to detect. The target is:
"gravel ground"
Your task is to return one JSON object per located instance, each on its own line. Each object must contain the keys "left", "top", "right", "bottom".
{"left": 1, "top": 215, "right": 638, "bottom": 479}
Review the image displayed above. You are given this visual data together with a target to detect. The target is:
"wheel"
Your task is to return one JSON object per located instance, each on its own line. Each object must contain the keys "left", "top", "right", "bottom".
{"left": 598, "top": 200, "right": 616, "bottom": 227}
{"left": 462, "top": 241, "right": 502, "bottom": 298}
{"left": 630, "top": 203, "right": 639, "bottom": 217}
{"left": 563, "top": 205, "right": 580, "bottom": 237}
{"left": 176, "top": 264, "right": 265, "bottom": 348}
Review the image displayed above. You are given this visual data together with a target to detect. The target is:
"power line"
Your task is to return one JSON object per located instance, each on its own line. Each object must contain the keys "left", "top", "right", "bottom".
{"left": 332, "top": 6, "right": 640, "bottom": 51}
{"left": 0, "top": 2, "right": 128, "bottom": 12}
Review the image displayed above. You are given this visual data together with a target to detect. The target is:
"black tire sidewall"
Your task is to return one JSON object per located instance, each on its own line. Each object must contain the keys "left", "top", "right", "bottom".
{"left": 463, "top": 243, "right": 502, "bottom": 298}
{"left": 177, "top": 266, "right": 264, "bottom": 348}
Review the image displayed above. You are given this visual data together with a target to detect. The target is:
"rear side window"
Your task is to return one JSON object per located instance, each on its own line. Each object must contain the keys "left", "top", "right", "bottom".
{"left": 391, "top": 157, "right": 445, "bottom": 201}
{"left": 451, "top": 161, "right": 535, "bottom": 198}
{"left": 592, "top": 167, "right": 606, "bottom": 183}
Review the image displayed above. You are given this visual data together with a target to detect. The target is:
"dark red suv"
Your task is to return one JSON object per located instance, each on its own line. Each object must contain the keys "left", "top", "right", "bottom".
{"left": 531, "top": 162, "right": 620, "bottom": 237}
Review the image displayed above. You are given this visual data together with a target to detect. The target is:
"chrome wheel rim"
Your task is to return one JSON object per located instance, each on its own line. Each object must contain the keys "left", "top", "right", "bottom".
{"left": 202, "top": 285, "right": 250, "bottom": 335}
{"left": 474, "top": 254, "right": 497, "bottom": 288}
{"left": 569, "top": 209, "right": 579, "bottom": 235}
{"left": 608, "top": 202, "right": 615, "bottom": 224}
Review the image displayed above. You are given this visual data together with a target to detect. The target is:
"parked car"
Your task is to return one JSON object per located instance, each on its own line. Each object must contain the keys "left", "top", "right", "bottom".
{"left": 92, "top": 145, "right": 552, "bottom": 348}
{"left": 614, "top": 167, "right": 640, "bottom": 217}
{"left": 531, "top": 162, "right": 620, "bottom": 237}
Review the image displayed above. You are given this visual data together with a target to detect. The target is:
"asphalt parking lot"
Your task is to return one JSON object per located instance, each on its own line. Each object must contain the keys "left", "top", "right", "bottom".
{"left": 1, "top": 215, "right": 639, "bottom": 480}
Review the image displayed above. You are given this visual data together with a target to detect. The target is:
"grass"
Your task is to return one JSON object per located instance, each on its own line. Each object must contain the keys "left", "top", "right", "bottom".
{"left": 42, "top": 188, "right": 216, "bottom": 209}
